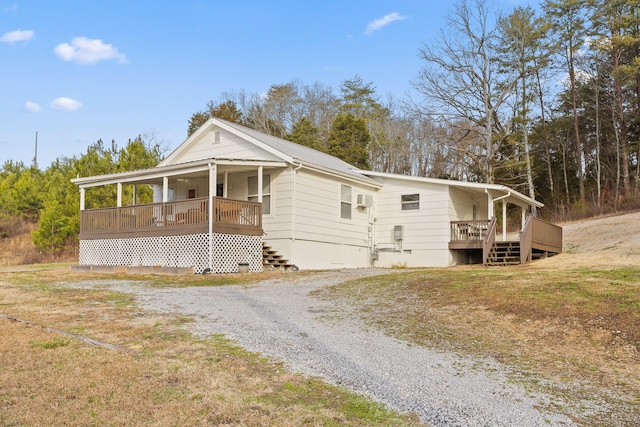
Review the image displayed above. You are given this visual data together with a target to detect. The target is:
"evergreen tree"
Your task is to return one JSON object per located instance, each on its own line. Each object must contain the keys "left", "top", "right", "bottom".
{"left": 328, "top": 113, "right": 371, "bottom": 169}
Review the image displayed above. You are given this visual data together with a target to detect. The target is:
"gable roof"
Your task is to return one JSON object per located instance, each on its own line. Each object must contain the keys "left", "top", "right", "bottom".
{"left": 160, "top": 118, "right": 380, "bottom": 186}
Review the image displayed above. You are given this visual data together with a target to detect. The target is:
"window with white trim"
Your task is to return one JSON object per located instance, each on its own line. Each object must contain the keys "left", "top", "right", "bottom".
{"left": 401, "top": 194, "right": 419, "bottom": 210}
{"left": 248, "top": 174, "right": 271, "bottom": 215}
{"left": 340, "top": 184, "right": 352, "bottom": 219}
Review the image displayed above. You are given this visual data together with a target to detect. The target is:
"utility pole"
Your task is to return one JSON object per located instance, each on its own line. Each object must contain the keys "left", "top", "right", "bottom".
{"left": 33, "top": 131, "right": 38, "bottom": 169}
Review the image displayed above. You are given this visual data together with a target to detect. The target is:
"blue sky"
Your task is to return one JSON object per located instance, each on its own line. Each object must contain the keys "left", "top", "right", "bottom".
{"left": 1, "top": 0, "right": 532, "bottom": 168}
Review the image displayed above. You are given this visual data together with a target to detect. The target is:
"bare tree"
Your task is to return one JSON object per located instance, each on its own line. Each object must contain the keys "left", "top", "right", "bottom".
{"left": 412, "top": 0, "right": 522, "bottom": 184}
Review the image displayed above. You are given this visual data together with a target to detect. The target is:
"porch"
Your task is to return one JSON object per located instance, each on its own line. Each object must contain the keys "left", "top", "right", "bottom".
{"left": 449, "top": 216, "right": 563, "bottom": 265}
{"left": 78, "top": 197, "right": 263, "bottom": 274}
{"left": 79, "top": 197, "right": 262, "bottom": 240}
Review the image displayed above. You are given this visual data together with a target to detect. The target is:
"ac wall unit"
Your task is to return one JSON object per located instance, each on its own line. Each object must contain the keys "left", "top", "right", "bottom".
{"left": 356, "top": 194, "right": 373, "bottom": 207}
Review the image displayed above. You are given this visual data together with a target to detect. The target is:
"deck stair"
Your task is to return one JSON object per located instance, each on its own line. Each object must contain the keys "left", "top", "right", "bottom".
{"left": 486, "top": 241, "right": 521, "bottom": 266}
{"left": 263, "top": 243, "right": 296, "bottom": 271}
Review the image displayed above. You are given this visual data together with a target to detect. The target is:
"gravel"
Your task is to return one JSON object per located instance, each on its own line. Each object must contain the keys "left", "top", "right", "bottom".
{"left": 80, "top": 269, "right": 575, "bottom": 426}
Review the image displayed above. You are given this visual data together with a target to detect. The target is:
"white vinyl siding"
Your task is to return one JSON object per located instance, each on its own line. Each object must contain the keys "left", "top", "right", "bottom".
{"left": 168, "top": 128, "right": 282, "bottom": 164}
{"left": 374, "top": 177, "right": 451, "bottom": 267}
{"left": 448, "top": 187, "right": 488, "bottom": 221}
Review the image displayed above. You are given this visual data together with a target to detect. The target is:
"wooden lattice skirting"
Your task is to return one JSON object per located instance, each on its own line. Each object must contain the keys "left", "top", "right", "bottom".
{"left": 79, "top": 233, "right": 263, "bottom": 274}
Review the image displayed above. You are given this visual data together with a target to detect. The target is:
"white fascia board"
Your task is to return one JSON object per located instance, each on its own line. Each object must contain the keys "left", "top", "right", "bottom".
{"left": 215, "top": 159, "right": 288, "bottom": 168}
{"left": 72, "top": 159, "right": 289, "bottom": 188}
{"left": 358, "top": 170, "right": 543, "bottom": 208}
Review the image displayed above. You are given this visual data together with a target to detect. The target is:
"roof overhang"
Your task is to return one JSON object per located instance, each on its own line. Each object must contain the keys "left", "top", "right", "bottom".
{"left": 71, "top": 158, "right": 288, "bottom": 188}
{"left": 359, "top": 170, "right": 544, "bottom": 209}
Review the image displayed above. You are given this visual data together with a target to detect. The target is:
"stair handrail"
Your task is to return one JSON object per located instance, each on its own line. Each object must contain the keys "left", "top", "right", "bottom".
{"left": 520, "top": 214, "right": 534, "bottom": 264}
{"left": 482, "top": 217, "right": 497, "bottom": 266}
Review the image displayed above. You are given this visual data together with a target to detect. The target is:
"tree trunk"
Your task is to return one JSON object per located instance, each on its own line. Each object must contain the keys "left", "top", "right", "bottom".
{"left": 569, "top": 59, "right": 585, "bottom": 203}
{"left": 535, "top": 69, "right": 554, "bottom": 200}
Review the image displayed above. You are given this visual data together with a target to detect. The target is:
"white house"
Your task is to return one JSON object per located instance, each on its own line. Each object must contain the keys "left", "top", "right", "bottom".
{"left": 72, "top": 118, "right": 562, "bottom": 273}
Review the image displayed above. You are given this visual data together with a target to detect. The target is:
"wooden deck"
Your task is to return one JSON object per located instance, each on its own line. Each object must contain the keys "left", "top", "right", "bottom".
{"left": 449, "top": 216, "right": 562, "bottom": 265}
{"left": 79, "top": 197, "right": 262, "bottom": 239}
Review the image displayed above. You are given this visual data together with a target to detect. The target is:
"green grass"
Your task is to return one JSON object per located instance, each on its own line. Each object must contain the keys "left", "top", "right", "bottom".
{"left": 29, "top": 338, "right": 72, "bottom": 349}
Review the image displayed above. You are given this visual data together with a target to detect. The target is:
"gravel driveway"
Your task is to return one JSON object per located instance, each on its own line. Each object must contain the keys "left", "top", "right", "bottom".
{"left": 89, "top": 269, "right": 574, "bottom": 426}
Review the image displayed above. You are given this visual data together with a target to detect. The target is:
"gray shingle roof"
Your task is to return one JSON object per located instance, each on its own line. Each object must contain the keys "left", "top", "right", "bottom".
{"left": 217, "top": 119, "right": 379, "bottom": 185}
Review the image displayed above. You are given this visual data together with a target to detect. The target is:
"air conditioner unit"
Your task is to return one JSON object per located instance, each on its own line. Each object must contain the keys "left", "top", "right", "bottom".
{"left": 356, "top": 194, "right": 373, "bottom": 207}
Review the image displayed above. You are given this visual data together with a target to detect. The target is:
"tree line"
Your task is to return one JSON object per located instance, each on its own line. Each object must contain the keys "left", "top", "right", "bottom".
{"left": 189, "top": 0, "right": 640, "bottom": 219}
{"left": 1, "top": 0, "right": 638, "bottom": 257}
{"left": 0, "top": 138, "right": 162, "bottom": 257}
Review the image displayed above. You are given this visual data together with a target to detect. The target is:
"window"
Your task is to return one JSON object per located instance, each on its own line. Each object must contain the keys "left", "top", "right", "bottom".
{"left": 187, "top": 187, "right": 197, "bottom": 199}
{"left": 248, "top": 174, "right": 271, "bottom": 215}
{"left": 401, "top": 194, "right": 419, "bottom": 211}
{"left": 341, "top": 185, "right": 352, "bottom": 219}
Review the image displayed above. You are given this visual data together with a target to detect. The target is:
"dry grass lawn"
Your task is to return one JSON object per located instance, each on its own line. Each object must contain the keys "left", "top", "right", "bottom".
{"left": 315, "top": 213, "right": 640, "bottom": 426}
{"left": 0, "top": 269, "right": 422, "bottom": 426}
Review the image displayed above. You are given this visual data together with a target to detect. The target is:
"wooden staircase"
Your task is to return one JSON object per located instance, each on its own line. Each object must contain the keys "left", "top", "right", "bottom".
{"left": 263, "top": 242, "right": 297, "bottom": 271}
{"left": 486, "top": 241, "right": 521, "bottom": 266}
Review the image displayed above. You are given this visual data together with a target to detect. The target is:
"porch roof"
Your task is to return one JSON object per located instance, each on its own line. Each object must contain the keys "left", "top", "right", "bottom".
{"left": 359, "top": 170, "right": 544, "bottom": 209}
{"left": 71, "top": 158, "right": 288, "bottom": 188}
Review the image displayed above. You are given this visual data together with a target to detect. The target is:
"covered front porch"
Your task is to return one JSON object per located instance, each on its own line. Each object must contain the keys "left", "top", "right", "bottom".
{"left": 72, "top": 158, "right": 286, "bottom": 273}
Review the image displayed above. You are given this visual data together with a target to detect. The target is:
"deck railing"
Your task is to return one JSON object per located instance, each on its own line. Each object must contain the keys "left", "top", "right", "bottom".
{"left": 80, "top": 197, "right": 262, "bottom": 239}
{"left": 450, "top": 220, "right": 490, "bottom": 242}
{"left": 482, "top": 217, "right": 497, "bottom": 265}
{"left": 520, "top": 215, "right": 563, "bottom": 262}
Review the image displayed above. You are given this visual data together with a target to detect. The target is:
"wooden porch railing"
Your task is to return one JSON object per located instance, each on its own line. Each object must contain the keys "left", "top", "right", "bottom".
{"left": 450, "top": 220, "right": 490, "bottom": 242}
{"left": 451, "top": 215, "right": 561, "bottom": 265}
{"left": 482, "top": 217, "right": 497, "bottom": 266}
{"left": 520, "top": 215, "right": 563, "bottom": 263}
{"left": 80, "top": 197, "right": 262, "bottom": 239}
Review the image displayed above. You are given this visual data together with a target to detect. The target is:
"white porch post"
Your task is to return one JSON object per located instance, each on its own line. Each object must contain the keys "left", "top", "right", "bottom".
{"left": 162, "top": 177, "right": 169, "bottom": 202}
{"left": 132, "top": 184, "right": 137, "bottom": 206}
{"left": 487, "top": 192, "right": 494, "bottom": 218}
{"left": 502, "top": 200, "right": 507, "bottom": 242}
{"left": 257, "top": 165, "right": 263, "bottom": 203}
{"left": 79, "top": 188, "right": 85, "bottom": 211}
{"left": 208, "top": 163, "right": 216, "bottom": 272}
{"left": 521, "top": 206, "right": 526, "bottom": 229}
{"left": 223, "top": 170, "right": 228, "bottom": 198}
{"left": 117, "top": 182, "right": 122, "bottom": 207}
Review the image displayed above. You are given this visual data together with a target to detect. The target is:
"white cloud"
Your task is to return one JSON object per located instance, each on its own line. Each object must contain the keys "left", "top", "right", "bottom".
{"left": 24, "top": 101, "right": 42, "bottom": 113}
{"left": 54, "top": 37, "right": 127, "bottom": 64}
{"left": 0, "top": 29, "right": 34, "bottom": 43}
{"left": 2, "top": 3, "right": 18, "bottom": 12}
{"left": 50, "top": 97, "right": 83, "bottom": 111}
{"left": 365, "top": 12, "right": 407, "bottom": 36}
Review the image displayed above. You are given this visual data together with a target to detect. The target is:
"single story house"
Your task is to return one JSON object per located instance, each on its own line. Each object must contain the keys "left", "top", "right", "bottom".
{"left": 72, "top": 118, "right": 562, "bottom": 273}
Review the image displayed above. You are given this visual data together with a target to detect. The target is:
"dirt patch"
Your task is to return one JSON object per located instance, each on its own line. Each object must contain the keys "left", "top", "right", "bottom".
{"left": 535, "top": 211, "right": 640, "bottom": 269}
